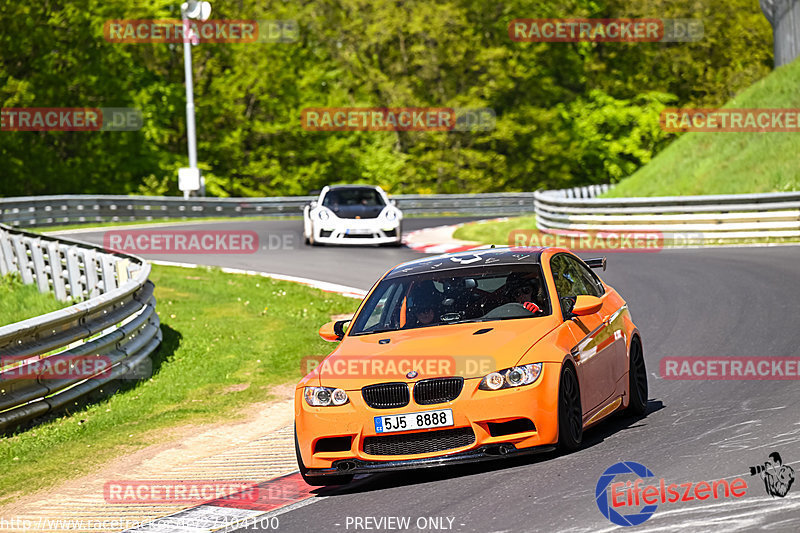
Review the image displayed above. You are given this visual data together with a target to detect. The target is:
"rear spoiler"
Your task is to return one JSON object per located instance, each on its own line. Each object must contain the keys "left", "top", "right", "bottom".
{"left": 585, "top": 257, "right": 607, "bottom": 271}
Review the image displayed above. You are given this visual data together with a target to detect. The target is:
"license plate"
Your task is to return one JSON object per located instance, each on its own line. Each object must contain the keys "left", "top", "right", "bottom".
{"left": 346, "top": 228, "right": 371, "bottom": 235}
{"left": 374, "top": 409, "right": 453, "bottom": 433}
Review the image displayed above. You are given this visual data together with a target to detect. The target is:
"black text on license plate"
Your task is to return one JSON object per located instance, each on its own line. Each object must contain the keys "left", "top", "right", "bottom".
{"left": 374, "top": 409, "right": 453, "bottom": 433}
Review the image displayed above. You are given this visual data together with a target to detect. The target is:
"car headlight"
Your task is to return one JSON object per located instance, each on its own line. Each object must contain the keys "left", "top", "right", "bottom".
{"left": 317, "top": 209, "right": 331, "bottom": 221}
{"left": 383, "top": 208, "right": 398, "bottom": 221}
{"left": 479, "top": 363, "right": 542, "bottom": 390}
{"left": 304, "top": 386, "right": 349, "bottom": 406}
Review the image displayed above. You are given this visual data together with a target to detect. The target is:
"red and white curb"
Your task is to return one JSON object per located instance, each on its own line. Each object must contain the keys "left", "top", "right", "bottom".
{"left": 124, "top": 472, "right": 316, "bottom": 532}
{"left": 114, "top": 262, "right": 365, "bottom": 532}
{"left": 404, "top": 241, "right": 483, "bottom": 254}
{"left": 402, "top": 221, "right": 498, "bottom": 254}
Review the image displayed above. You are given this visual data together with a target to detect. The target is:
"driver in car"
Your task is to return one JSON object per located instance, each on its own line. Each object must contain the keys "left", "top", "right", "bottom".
{"left": 408, "top": 281, "right": 441, "bottom": 327}
{"left": 505, "top": 273, "right": 542, "bottom": 314}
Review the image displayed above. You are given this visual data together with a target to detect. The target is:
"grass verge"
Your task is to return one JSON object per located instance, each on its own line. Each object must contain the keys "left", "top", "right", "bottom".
{"left": 0, "top": 274, "right": 70, "bottom": 326}
{"left": 0, "top": 264, "right": 357, "bottom": 506}
{"left": 452, "top": 216, "right": 537, "bottom": 245}
{"left": 451, "top": 217, "right": 800, "bottom": 247}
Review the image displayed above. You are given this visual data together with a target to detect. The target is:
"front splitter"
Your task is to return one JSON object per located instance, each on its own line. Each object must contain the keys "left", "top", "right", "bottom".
{"left": 305, "top": 443, "right": 557, "bottom": 477}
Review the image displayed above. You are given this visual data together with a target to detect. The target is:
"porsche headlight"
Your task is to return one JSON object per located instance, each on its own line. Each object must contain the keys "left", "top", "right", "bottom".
{"left": 317, "top": 208, "right": 331, "bottom": 221}
{"left": 383, "top": 208, "right": 398, "bottom": 221}
{"left": 304, "top": 386, "right": 349, "bottom": 406}
{"left": 479, "top": 363, "right": 542, "bottom": 390}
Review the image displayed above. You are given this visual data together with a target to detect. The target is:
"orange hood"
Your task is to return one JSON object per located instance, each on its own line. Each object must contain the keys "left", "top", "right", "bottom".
{"left": 315, "top": 317, "right": 559, "bottom": 390}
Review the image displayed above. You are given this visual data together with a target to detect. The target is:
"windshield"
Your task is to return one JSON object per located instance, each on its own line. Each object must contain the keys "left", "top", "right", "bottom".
{"left": 322, "top": 188, "right": 385, "bottom": 208}
{"left": 350, "top": 265, "right": 551, "bottom": 335}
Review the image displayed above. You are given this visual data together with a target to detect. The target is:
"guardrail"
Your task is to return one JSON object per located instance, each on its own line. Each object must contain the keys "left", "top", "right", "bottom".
{"left": 0, "top": 224, "right": 160, "bottom": 432}
{"left": 535, "top": 186, "right": 800, "bottom": 241}
{"left": 0, "top": 193, "right": 539, "bottom": 227}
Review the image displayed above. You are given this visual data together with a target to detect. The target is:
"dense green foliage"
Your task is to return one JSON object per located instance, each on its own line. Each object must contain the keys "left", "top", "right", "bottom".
{"left": 0, "top": 0, "right": 773, "bottom": 197}
{"left": 605, "top": 56, "right": 800, "bottom": 197}
{"left": 455, "top": 55, "right": 800, "bottom": 242}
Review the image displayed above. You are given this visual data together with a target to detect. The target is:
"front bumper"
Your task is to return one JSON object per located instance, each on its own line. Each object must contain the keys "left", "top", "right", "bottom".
{"left": 304, "top": 442, "right": 556, "bottom": 477}
{"left": 295, "top": 363, "right": 561, "bottom": 471}
{"left": 313, "top": 220, "right": 401, "bottom": 245}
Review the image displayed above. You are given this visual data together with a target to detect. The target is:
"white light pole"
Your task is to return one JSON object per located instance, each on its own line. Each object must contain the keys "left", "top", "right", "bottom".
{"left": 179, "top": 1, "right": 211, "bottom": 199}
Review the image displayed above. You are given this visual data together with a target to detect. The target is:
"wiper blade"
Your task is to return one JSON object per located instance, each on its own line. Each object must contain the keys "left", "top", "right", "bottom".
{"left": 440, "top": 318, "right": 490, "bottom": 325}
{"left": 446, "top": 315, "right": 534, "bottom": 325}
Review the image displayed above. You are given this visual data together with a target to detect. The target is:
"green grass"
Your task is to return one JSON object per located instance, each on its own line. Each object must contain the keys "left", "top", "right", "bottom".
{"left": 0, "top": 264, "right": 357, "bottom": 506}
{"left": 605, "top": 57, "right": 800, "bottom": 198}
{"left": 0, "top": 274, "right": 70, "bottom": 326}
{"left": 452, "top": 216, "right": 537, "bottom": 245}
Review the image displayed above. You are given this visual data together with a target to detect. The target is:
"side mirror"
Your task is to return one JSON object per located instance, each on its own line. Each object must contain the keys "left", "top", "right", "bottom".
{"left": 390, "top": 199, "right": 397, "bottom": 206}
{"left": 585, "top": 257, "right": 607, "bottom": 271}
{"left": 571, "top": 295, "right": 603, "bottom": 316}
{"left": 319, "top": 320, "right": 350, "bottom": 341}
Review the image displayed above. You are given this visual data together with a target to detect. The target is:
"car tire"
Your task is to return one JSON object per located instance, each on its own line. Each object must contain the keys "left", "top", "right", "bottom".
{"left": 295, "top": 427, "right": 353, "bottom": 486}
{"left": 558, "top": 364, "right": 582, "bottom": 452}
{"left": 626, "top": 337, "right": 648, "bottom": 416}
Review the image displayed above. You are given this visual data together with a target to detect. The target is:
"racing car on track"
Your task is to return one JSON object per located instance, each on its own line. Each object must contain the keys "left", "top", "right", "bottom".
{"left": 295, "top": 247, "right": 648, "bottom": 485}
{"left": 302, "top": 184, "right": 403, "bottom": 246}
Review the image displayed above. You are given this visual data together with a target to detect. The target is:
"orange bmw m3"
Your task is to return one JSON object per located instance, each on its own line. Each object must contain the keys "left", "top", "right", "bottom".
{"left": 294, "top": 247, "right": 648, "bottom": 485}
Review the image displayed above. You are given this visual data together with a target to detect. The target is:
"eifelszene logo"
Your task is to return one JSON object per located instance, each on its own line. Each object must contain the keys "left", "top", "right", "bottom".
{"left": 595, "top": 462, "right": 658, "bottom": 526}
{"left": 595, "top": 461, "right": 748, "bottom": 527}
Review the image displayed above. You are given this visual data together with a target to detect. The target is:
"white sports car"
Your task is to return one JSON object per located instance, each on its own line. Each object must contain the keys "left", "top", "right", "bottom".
{"left": 303, "top": 185, "right": 403, "bottom": 246}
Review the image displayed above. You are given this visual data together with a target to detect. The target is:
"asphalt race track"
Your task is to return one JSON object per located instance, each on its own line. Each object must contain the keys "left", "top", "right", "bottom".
{"left": 63, "top": 219, "right": 800, "bottom": 532}
{"left": 60, "top": 217, "right": 484, "bottom": 290}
